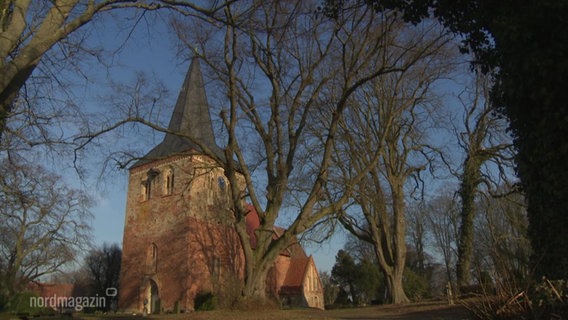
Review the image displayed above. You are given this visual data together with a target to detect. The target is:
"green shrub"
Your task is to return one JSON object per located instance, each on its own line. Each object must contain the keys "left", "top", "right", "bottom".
{"left": 403, "top": 269, "right": 430, "bottom": 301}
{"left": 8, "top": 291, "right": 52, "bottom": 314}
{"left": 194, "top": 292, "right": 217, "bottom": 311}
{"left": 0, "top": 293, "right": 8, "bottom": 312}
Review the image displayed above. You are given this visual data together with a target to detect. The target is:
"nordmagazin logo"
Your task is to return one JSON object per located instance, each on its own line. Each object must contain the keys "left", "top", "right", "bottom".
{"left": 29, "top": 288, "right": 117, "bottom": 311}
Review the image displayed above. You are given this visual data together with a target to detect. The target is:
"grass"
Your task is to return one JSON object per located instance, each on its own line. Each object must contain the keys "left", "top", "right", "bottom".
{"left": 0, "top": 301, "right": 471, "bottom": 320}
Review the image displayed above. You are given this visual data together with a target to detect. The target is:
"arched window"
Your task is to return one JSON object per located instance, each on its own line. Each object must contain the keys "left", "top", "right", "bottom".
{"left": 141, "top": 180, "right": 149, "bottom": 201}
{"left": 217, "top": 176, "right": 226, "bottom": 190}
{"left": 163, "top": 167, "right": 174, "bottom": 196}
{"left": 211, "top": 256, "right": 221, "bottom": 281}
{"left": 313, "top": 272, "right": 318, "bottom": 291}
{"left": 141, "top": 169, "right": 159, "bottom": 201}
{"left": 141, "top": 179, "right": 153, "bottom": 201}
{"left": 206, "top": 173, "right": 215, "bottom": 205}
{"left": 147, "top": 243, "right": 158, "bottom": 273}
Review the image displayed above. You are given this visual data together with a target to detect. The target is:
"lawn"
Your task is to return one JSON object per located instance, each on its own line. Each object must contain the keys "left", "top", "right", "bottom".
{"left": 1, "top": 301, "right": 471, "bottom": 320}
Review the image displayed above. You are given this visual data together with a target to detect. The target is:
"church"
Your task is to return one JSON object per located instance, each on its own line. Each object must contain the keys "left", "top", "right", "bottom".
{"left": 118, "top": 57, "right": 325, "bottom": 313}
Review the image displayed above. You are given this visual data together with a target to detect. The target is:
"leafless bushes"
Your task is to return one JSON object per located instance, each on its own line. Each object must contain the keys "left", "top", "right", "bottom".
{"left": 463, "top": 278, "right": 568, "bottom": 319}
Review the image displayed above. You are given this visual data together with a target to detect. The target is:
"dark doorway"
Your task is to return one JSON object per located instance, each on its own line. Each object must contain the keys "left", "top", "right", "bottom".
{"left": 147, "top": 279, "right": 160, "bottom": 314}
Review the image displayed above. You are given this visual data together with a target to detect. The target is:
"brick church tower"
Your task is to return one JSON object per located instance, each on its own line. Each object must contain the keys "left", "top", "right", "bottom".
{"left": 118, "top": 57, "right": 243, "bottom": 313}
{"left": 118, "top": 58, "right": 324, "bottom": 313}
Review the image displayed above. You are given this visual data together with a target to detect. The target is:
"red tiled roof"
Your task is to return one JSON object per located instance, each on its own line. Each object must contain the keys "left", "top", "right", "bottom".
{"left": 279, "top": 257, "right": 311, "bottom": 295}
{"left": 245, "top": 204, "right": 306, "bottom": 258}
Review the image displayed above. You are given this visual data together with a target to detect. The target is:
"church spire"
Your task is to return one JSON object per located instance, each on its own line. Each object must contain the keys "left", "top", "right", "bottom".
{"left": 163, "top": 56, "right": 217, "bottom": 149}
{"left": 132, "top": 57, "right": 222, "bottom": 168}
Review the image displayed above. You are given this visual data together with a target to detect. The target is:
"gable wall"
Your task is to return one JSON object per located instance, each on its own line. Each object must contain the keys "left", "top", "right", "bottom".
{"left": 302, "top": 260, "right": 325, "bottom": 309}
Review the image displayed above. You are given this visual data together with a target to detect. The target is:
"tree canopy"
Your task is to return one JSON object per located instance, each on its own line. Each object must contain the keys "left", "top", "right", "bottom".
{"left": 324, "top": 0, "right": 568, "bottom": 280}
{"left": 0, "top": 159, "right": 92, "bottom": 309}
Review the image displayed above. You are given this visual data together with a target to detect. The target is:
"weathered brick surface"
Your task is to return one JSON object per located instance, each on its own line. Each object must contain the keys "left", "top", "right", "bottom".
{"left": 118, "top": 154, "right": 324, "bottom": 312}
{"left": 118, "top": 58, "right": 325, "bottom": 313}
{"left": 119, "top": 155, "right": 244, "bottom": 313}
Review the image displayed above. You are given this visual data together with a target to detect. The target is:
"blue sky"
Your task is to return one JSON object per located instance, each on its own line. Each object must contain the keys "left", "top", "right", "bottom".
{"left": 75, "top": 8, "right": 484, "bottom": 275}
{"left": 83, "top": 10, "right": 345, "bottom": 273}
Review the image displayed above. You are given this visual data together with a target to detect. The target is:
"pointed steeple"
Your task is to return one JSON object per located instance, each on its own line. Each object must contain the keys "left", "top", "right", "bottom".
{"left": 132, "top": 57, "right": 222, "bottom": 168}
{"left": 162, "top": 56, "right": 217, "bottom": 149}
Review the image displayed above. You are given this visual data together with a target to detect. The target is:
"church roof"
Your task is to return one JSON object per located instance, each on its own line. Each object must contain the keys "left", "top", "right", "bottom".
{"left": 280, "top": 256, "right": 314, "bottom": 295}
{"left": 132, "top": 57, "right": 224, "bottom": 168}
{"left": 245, "top": 204, "right": 308, "bottom": 258}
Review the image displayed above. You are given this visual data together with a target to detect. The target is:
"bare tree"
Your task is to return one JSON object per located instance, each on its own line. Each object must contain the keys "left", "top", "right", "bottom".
{"left": 425, "top": 190, "right": 460, "bottom": 292}
{"left": 329, "top": 24, "right": 454, "bottom": 303}
{"left": 0, "top": 158, "right": 92, "bottom": 308}
{"left": 473, "top": 187, "right": 530, "bottom": 292}
{"left": 407, "top": 202, "right": 428, "bottom": 274}
{"left": 319, "top": 271, "right": 339, "bottom": 306}
{"left": 453, "top": 72, "right": 515, "bottom": 291}
{"left": 83, "top": 243, "right": 122, "bottom": 311}
{"left": 0, "top": 0, "right": 240, "bottom": 147}
{"left": 166, "top": 1, "right": 433, "bottom": 300}
{"left": 344, "top": 233, "right": 377, "bottom": 265}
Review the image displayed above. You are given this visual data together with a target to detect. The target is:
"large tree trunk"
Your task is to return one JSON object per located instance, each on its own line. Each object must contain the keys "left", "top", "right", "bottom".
{"left": 388, "top": 185, "right": 410, "bottom": 304}
{"left": 371, "top": 233, "right": 410, "bottom": 304}
{"left": 233, "top": 211, "right": 282, "bottom": 304}
{"left": 0, "top": 65, "right": 37, "bottom": 142}
{"left": 242, "top": 262, "right": 270, "bottom": 299}
{"left": 456, "top": 156, "right": 482, "bottom": 291}
{"left": 0, "top": 102, "right": 12, "bottom": 141}
{"left": 383, "top": 268, "right": 409, "bottom": 304}
{"left": 364, "top": 179, "right": 410, "bottom": 304}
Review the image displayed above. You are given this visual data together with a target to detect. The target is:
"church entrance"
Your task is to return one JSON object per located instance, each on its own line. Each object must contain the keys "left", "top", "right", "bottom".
{"left": 144, "top": 279, "right": 160, "bottom": 314}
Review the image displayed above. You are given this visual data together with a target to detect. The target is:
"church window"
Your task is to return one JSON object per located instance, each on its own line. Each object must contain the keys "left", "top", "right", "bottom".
{"left": 146, "top": 243, "right": 158, "bottom": 273}
{"left": 163, "top": 167, "right": 174, "bottom": 195}
{"left": 141, "top": 179, "right": 152, "bottom": 201}
{"left": 141, "top": 180, "right": 148, "bottom": 201}
{"left": 146, "top": 180, "right": 152, "bottom": 200}
{"left": 152, "top": 243, "right": 157, "bottom": 259}
{"left": 218, "top": 176, "right": 225, "bottom": 190}
{"left": 211, "top": 256, "right": 221, "bottom": 281}
{"left": 313, "top": 272, "right": 318, "bottom": 291}
{"left": 206, "top": 173, "right": 215, "bottom": 205}
{"left": 141, "top": 169, "right": 159, "bottom": 201}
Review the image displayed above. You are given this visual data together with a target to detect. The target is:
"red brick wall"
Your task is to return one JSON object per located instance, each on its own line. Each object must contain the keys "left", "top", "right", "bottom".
{"left": 119, "top": 155, "right": 244, "bottom": 313}
{"left": 118, "top": 153, "right": 324, "bottom": 312}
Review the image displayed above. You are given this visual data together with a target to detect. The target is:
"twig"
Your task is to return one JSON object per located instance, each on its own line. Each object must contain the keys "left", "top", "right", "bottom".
{"left": 496, "top": 291, "right": 525, "bottom": 315}
{"left": 545, "top": 278, "right": 564, "bottom": 303}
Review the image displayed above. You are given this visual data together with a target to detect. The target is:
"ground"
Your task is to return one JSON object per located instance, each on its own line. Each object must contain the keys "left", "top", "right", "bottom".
{"left": 128, "top": 301, "right": 469, "bottom": 319}
{"left": 1, "top": 301, "right": 471, "bottom": 320}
